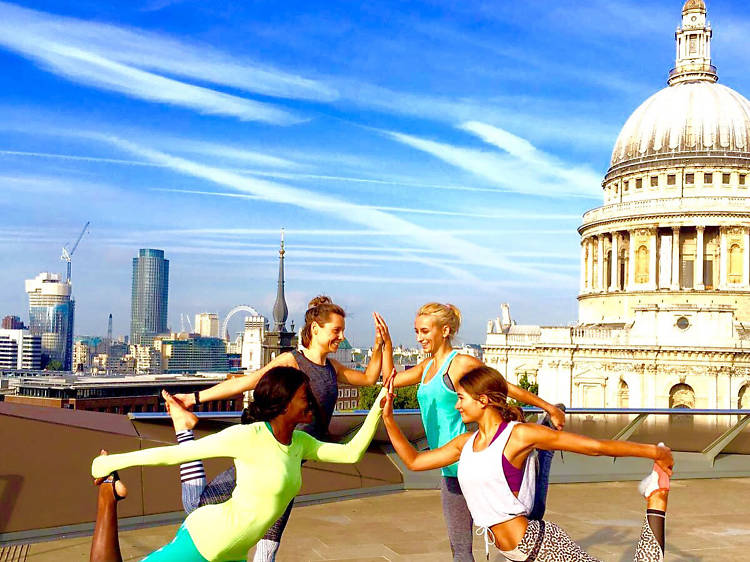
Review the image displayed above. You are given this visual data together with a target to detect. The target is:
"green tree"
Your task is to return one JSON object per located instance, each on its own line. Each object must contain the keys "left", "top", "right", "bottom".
{"left": 45, "top": 359, "right": 64, "bottom": 371}
{"left": 358, "top": 384, "right": 420, "bottom": 409}
{"left": 509, "top": 372, "right": 538, "bottom": 407}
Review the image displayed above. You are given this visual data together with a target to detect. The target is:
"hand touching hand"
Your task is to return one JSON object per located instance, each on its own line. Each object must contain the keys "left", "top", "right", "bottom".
{"left": 373, "top": 312, "right": 391, "bottom": 348}
{"left": 380, "top": 369, "right": 396, "bottom": 417}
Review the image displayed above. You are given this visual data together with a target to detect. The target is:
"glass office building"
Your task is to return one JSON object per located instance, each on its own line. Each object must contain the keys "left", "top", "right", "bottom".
{"left": 130, "top": 249, "right": 169, "bottom": 346}
{"left": 26, "top": 272, "right": 74, "bottom": 370}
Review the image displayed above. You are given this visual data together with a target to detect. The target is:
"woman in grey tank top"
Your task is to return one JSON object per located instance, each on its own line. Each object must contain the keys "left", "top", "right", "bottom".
{"left": 168, "top": 295, "right": 391, "bottom": 562}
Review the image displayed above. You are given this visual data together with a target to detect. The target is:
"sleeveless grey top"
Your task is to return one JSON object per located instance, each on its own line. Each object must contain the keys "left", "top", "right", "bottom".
{"left": 292, "top": 350, "right": 338, "bottom": 439}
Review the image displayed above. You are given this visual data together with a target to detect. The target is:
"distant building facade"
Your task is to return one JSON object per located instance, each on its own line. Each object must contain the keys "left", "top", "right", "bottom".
{"left": 73, "top": 340, "right": 92, "bottom": 372}
{"left": 155, "top": 334, "right": 228, "bottom": 373}
{"left": 0, "top": 329, "right": 41, "bottom": 370}
{"left": 4, "top": 374, "right": 240, "bottom": 414}
{"left": 26, "top": 272, "right": 74, "bottom": 370}
{"left": 2, "top": 315, "right": 25, "bottom": 330}
{"left": 241, "top": 313, "right": 266, "bottom": 371}
{"left": 130, "top": 249, "right": 169, "bottom": 346}
{"left": 336, "top": 384, "right": 360, "bottom": 411}
{"left": 125, "top": 344, "right": 163, "bottom": 375}
{"left": 194, "top": 313, "right": 220, "bottom": 338}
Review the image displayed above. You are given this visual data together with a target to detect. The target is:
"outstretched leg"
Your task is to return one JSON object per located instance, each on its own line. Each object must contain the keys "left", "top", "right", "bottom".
{"left": 90, "top": 451, "right": 128, "bottom": 562}
{"left": 530, "top": 403, "right": 566, "bottom": 520}
{"left": 439, "top": 476, "right": 474, "bottom": 562}
{"left": 163, "top": 391, "right": 206, "bottom": 514}
{"left": 252, "top": 500, "right": 294, "bottom": 562}
{"left": 634, "top": 459, "right": 670, "bottom": 562}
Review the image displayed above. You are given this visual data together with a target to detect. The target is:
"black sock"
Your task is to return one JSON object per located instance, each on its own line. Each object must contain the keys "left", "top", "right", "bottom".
{"left": 646, "top": 508, "right": 666, "bottom": 553}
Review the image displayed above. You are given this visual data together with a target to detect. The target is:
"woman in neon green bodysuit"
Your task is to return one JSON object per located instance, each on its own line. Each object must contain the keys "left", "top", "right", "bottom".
{"left": 89, "top": 366, "right": 388, "bottom": 562}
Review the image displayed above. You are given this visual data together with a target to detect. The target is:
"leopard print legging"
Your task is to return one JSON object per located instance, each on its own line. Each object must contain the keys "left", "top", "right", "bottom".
{"left": 510, "top": 517, "right": 663, "bottom": 562}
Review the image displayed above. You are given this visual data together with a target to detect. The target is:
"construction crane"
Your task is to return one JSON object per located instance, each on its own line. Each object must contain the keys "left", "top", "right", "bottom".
{"left": 61, "top": 221, "right": 90, "bottom": 282}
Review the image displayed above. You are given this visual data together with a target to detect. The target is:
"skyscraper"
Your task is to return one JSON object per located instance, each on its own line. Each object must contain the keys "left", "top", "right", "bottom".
{"left": 26, "top": 272, "right": 74, "bottom": 370}
{"left": 130, "top": 249, "right": 169, "bottom": 346}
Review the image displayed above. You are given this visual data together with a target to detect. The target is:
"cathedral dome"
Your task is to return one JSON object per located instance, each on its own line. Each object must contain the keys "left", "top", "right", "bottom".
{"left": 609, "top": 82, "right": 750, "bottom": 170}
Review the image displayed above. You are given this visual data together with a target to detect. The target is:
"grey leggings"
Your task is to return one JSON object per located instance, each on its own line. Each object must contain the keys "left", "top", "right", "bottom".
{"left": 440, "top": 477, "right": 474, "bottom": 562}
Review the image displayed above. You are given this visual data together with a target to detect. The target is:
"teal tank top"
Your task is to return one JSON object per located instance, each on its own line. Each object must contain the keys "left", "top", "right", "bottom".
{"left": 416, "top": 350, "right": 465, "bottom": 477}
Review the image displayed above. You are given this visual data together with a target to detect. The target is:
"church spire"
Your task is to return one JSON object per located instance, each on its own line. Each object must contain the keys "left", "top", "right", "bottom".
{"left": 668, "top": 0, "right": 717, "bottom": 86}
{"left": 272, "top": 229, "right": 288, "bottom": 332}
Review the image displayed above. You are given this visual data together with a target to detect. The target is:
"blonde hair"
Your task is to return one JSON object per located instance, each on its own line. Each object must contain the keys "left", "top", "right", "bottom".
{"left": 301, "top": 296, "right": 345, "bottom": 348}
{"left": 416, "top": 302, "right": 462, "bottom": 341}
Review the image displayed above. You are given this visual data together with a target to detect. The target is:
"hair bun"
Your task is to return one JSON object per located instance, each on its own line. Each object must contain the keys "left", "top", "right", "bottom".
{"left": 308, "top": 295, "right": 333, "bottom": 309}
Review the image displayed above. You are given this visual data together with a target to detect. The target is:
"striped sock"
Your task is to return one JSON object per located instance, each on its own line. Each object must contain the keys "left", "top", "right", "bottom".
{"left": 176, "top": 430, "right": 206, "bottom": 483}
{"left": 253, "top": 538, "right": 280, "bottom": 562}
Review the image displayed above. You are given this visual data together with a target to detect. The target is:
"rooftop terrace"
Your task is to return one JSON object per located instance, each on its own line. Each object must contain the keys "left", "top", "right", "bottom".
{"left": 3, "top": 402, "right": 750, "bottom": 560}
{"left": 20, "top": 478, "right": 750, "bottom": 561}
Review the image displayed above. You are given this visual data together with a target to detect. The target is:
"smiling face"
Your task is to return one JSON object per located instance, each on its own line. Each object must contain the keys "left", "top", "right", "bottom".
{"left": 285, "top": 384, "right": 314, "bottom": 425}
{"left": 312, "top": 313, "right": 346, "bottom": 353}
{"left": 454, "top": 383, "right": 485, "bottom": 424}
{"left": 414, "top": 314, "right": 449, "bottom": 354}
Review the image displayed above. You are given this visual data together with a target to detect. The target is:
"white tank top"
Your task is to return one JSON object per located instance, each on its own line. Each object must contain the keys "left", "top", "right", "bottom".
{"left": 456, "top": 421, "right": 537, "bottom": 528}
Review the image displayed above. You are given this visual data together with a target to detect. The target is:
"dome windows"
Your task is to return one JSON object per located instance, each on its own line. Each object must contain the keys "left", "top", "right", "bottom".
{"left": 723, "top": 173, "right": 731, "bottom": 185}
{"left": 668, "top": 174, "right": 677, "bottom": 186}
{"left": 651, "top": 176, "right": 659, "bottom": 187}
{"left": 704, "top": 172, "right": 713, "bottom": 184}
{"left": 686, "top": 173, "right": 695, "bottom": 184}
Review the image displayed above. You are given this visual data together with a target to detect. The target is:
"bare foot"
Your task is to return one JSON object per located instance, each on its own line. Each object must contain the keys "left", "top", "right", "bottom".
{"left": 94, "top": 450, "right": 128, "bottom": 501}
{"left": 162, "top": 390, "right": 198, "bottom": 431}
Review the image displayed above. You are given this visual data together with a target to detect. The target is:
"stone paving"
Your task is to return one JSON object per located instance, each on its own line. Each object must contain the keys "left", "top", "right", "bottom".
{"left": 24, "top": 478, "right": 750, "bottom": 561}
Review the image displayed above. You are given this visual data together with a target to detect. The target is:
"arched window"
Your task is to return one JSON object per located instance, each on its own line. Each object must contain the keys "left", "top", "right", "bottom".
{"left": 617, "top": 379, "right": 630, "bottom": 408}
{"left": 605, "top": 249, "right": 612, "bottom": 288}
{"left": 739, "top": 385, "right": 750, "bottom": 409}
{"left": 636, "top": 245, "right": 649, "bottom": 284}
{"left": 729, "top": 243, "right": 743, "bottom": 284}
{"left": 669, "top": 383, "right": 695, "bottom": 409}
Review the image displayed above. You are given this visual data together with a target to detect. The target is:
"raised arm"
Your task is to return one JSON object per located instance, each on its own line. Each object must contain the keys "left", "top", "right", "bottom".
{"left": 506, "top": 381, "right": 566, "bottom": 430}
{"left": 174, "top": 352, "right": 296, "bottom": 407}
{"left": 299, "top": 386, "right": 387, "bottom": 463}
{"left": 391, "top": 360, "right": 427, "bottom": 388}
{"left": 510, "top": 424, "right": 673, "bottom": 474}
{"left": 451, "top": 355, "right": 566, "bottom": 429}
{"left": 381, "top": 378, "right": 468, "bottom": 471}
{"left": 91, "top": 425, "right": 247, "bottom": 478}
{"left": 334, "top": 312, "right": 389, "bottom": 386}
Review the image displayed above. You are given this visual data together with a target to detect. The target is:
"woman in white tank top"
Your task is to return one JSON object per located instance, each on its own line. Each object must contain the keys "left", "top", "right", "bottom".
{"left": 382, "top": 366, "right": 673, "bottom": 562}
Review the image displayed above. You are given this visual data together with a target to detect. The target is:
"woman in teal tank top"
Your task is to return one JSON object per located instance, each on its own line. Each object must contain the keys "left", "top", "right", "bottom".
{"left": 384, "top": 302, "right": 566, "bottom": 562}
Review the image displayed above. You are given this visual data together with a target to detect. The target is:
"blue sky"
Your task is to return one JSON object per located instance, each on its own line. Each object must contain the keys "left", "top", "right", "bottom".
{"left": 1, "top": 0, "right": 749, "bottom": 346}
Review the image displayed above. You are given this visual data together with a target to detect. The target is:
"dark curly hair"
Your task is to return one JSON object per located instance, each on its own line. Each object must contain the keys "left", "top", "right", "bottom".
{"left": 241, "top": 366, "right": 314, "bottom": 424}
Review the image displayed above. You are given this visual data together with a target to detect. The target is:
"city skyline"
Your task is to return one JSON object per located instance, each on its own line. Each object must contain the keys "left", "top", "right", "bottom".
{"left": 3, "top": 1, "right": 750, "bottom": 344}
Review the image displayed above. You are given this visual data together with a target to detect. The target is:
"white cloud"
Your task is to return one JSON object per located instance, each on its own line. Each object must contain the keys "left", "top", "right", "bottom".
{"left": 339, "top": 81, "right": 617, "bottom": 150}
{"left": 100, "top": 134, "right": 575, "bottom": 286}
{"left": 0, "top": 2, "right": 322, "bottom": 123}
{"left": 386, "top": 125, "right": 601, "bottom": 199}
{"left": 154, "top": 187, "right": 580, "bottom": 220}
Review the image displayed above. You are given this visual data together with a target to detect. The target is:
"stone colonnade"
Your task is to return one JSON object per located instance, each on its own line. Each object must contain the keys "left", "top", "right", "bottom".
{"left": 581, "top": 225, "right": 750, "bottom": 293}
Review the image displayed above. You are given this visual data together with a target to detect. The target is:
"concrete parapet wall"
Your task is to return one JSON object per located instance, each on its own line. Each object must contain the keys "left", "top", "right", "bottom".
{"left": 0, "top": 402, "right": 402, "bottom": 540}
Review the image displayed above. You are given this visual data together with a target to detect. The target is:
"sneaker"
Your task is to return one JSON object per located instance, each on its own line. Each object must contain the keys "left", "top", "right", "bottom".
{"left": 638, "top": 443, "right": 671, "bottom": 498}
